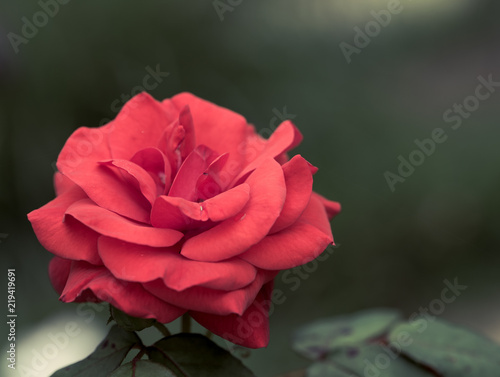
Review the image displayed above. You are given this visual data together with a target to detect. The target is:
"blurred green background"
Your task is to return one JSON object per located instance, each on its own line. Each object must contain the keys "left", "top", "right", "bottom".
{"left": 1, "top": 0, "right": 500, "bottom": 376}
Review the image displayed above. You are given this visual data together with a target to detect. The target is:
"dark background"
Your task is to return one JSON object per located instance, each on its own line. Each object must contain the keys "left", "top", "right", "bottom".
{"left": 1, "top": 1, "right": 500, "bottom": 376}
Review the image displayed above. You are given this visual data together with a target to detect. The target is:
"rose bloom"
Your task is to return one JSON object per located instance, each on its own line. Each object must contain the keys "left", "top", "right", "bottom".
{"left": 28, "top": 93, "right": 340, "bottom": 348}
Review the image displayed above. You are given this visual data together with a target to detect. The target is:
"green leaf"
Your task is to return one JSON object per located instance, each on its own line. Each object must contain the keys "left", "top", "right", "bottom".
{"left": 51, "top": 325, "right": 140, "bottom": 377}
{"left": 149, "top": 333, "right": 255, "bottom": 377}
{"left": 389, "top": 319, "right": 500, "bottom": 376}
{"left": 307, "top": 345, "right": 435, "bottom": 377}
{"left": 293, "top": 308, "right": 402, "bottom": 360}
{"left": 108, "top": 361, "right": 176, "bottom": 377}
{"left": 110, "top": 305, "right": 156, "bottom": 332}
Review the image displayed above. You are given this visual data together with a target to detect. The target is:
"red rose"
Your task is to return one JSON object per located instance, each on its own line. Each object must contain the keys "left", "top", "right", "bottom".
{"left": 28, "top": 92, "right": 340, "bottom": 348}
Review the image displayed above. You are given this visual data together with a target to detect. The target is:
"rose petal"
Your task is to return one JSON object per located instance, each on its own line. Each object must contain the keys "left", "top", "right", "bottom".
{"left": 54, "top": 172, "right": 77, "bottom": 196}
{"left": 143, "top": 269, "right": 276, "bottom": 316}
{"left": 130, "top": 147, "right": 172, "bottom": 195}
{"left": 195, "top": 153, "right": 229, "bottom": 200}
{"left": 27, "top": 186, "right": 102, "bottom": 265}
{"left": 170, "top": 92, "right": 249, "bottom": 170}
{"left": 151, "top": 183, "right": 250, "bottom": 230}
{"left": 168, "top": 145, "right": 218, "bottom": 201}
{"left": 239, "top": 222, "right": 332, "bottom": 270}
{"left": 107, "top": 93, "right": 175, "bottom": 160}
{"left": 151, "top": 195, "right": 207, "bottom": 230}
{"left": 302, "top": 192, "right": 336, "bottom": 238}
{"left": 196, "top": 174, "right": 222, "bottom": 201}
{"left": 62, "top": 162, "right": 152, "bottom": 223}
{"left": 180, "top": 159, "right": 286, "bottom": 262}
{"left": 99, "top": 159, "right": 158, "bottom": 205}
{"left": 66, "top": 199, "right": 183, "bottom": 247}
{"left": 268, "top": 120, "right": 303, "bottom": 153}
{"left": 56, "top": 126, "right": 112, "bottom": 173}
{"left": 190, "top": 280, "right": 276, "bottom": 349}
{"left": 240, "top": 192, "right": 336, "bottom": 270}
{"left": 60, "top": 261, "right": 185, "bottom": 323}
{"left": 160, "top": 97, "right": 179, "bottom": 117}
{"left": 315, "top": 192, "right": 342, "bottom": 220}
{"left": 202, "top": 183, "right": 250, "bottom": 222}
{"left": 55, "top": 126, "right": 152, "bottom": 220}
{"left": 158, "top": 119, "right": 185, "bottom": 174}
{"left": 269, "top": 155, "right": 313, "bottom": 234}
{"left": 235, "top": 120, "right": 303, "bottom": 184}
{"left": 178, "top": 105, "right": 196, "bottom": 159}
{"left": 59, "top": 261, "right": 102, "bottom": 302}
{"left": 48, "top": 257, "right": 72, "bottom": 295}
{"left": 155, "top": 106, "right": 196, "bottom": 175}
{"left": 98, "top": 237, "right": 257, "bottom": 291}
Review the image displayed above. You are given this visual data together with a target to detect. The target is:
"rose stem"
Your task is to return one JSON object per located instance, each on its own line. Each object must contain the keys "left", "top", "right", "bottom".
{"left": 205, "top": 330, "right": 213, "bottom": 339}
{"left": 153, "top": 321, "right": 172, "bottom": 337}
{"left": 182, "top": 313, "right": 191, "bottom": 333}
{"left": 133, "top": 347, "right": 147, "bottom": 362}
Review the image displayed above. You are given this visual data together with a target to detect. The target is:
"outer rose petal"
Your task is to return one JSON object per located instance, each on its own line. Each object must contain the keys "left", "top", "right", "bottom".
{"left": 301, "top": 192, "right": 336, "bottom": 239}
{"left": 98, "top": 237, "right": 257, "bottom": 291}
{"left": 269, "top": 155, "right": 313, "bottom": 234}
{"left": 240, "top": 193, "right": 335, "bottom": 270}
{"left": 107, "top": 93, "right": 177, "bottom": 160}
{"left": 235, "top": 120, "right": 303, "bottom": 184}
{"left": 66, "top": 199, "right": 183, "bottom": 247}
{"left": 190, "top": 281, "right": 276, "bottom": 348}
{"left": 56, "top": 126, "right": 112, "bottom": 174}
{"left": 180, "top": 159, "right": 286, "bottom": 262}
{"left": 27, "top": 186, "right": 102, "bottom": 265}
{"left": 55, "top": 123, "right": 150, "bottom": 223}
{"left": 49, "top": 257, "right": 72, "bottom": 295}
{"left": 143, "top": 269, "right": 276, "bottom": 316}
{"left": 54, "top": 172, "right": 77, "bottom": 196}
{"left": 239, "top": 222, "right": 332, "bottom": 270}
{"left": 56, "top": 126, "right": 154, "bottom": 221}
{"left": 59, "top": 162, "right": 152, "bottom": 224}
{"left": 60, "top": 261, "right": 185, "bottom": 323}
{"left": 315, "top": 192, "right": 341, "bottom": 220}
